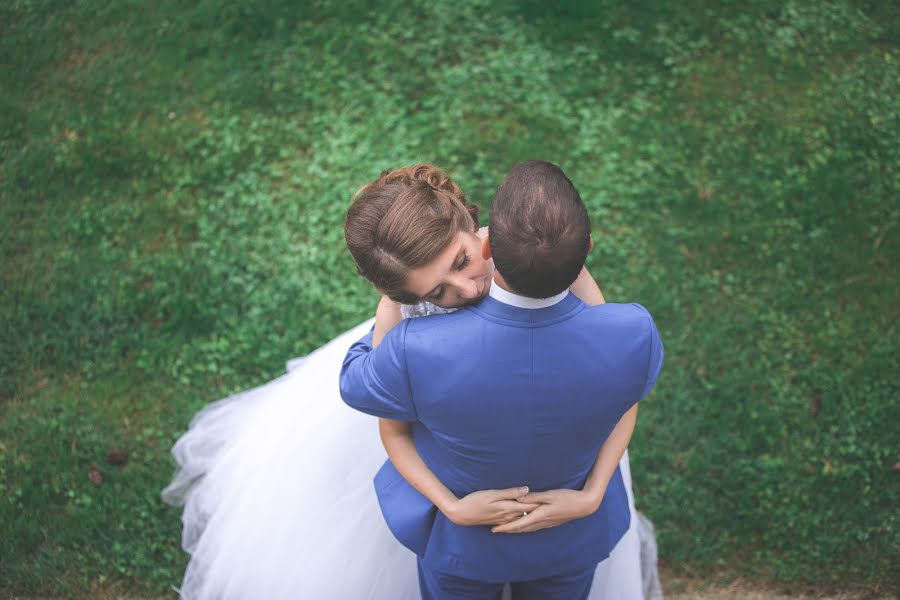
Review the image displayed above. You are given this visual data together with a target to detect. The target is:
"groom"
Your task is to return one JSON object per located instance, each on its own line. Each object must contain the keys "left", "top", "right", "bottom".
{"left": 341, "top": 160, "right": 663, "bottom": 598}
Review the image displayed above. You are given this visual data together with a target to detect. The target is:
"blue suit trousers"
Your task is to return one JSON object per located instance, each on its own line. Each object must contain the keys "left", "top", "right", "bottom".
{"left": 417, "top": 558, "right": 596, "bottom": 600}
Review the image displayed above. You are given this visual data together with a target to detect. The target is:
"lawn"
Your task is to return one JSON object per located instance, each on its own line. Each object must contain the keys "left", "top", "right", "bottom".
{"left": 1, "top": 0, "right": 897, "bottom": 596}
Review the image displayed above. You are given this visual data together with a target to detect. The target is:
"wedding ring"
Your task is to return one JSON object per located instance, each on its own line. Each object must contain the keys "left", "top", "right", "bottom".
{"left": 522, "top": 511, "right": 528, "bottom": 517}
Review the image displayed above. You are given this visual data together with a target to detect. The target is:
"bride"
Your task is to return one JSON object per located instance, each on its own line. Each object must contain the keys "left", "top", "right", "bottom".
{"left": 163, "top": 164, "right": 660, "bottom": 599}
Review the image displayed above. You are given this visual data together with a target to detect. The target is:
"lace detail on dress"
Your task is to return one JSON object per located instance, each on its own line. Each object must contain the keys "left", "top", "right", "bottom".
{"left": 400, "top": 301, "right": 457, "bottom": 319}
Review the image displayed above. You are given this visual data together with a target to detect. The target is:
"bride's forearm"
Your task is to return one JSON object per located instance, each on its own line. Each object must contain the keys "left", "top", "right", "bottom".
{"left": 581, "top": 404, "right": 637, "bottom": 510}
{"left": 378, "top": 419, "right": 459, "bottom": 515}
{"left": 375, "top": 298, "right": 535, "bottom": 527}
{"left": 373, "top": 298, "right": 478, "bottom": 523}
{"left": 569, "top": 266, "right": 606, "bottom": 306}
{"left": 373, "top": 296, "right": 404, "bottom": 347}
{"left": 571, "top": 266, "right": 635, "bottom": 513}
{"left": 374, "top": 301, "right": 459, "bottom": 509}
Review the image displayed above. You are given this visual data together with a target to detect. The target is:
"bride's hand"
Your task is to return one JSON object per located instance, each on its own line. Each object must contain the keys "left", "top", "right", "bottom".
{"left": 489, "top": 488, "right": 600, "bottom": 534}
{"left": 444, "top": 487, "right": 541, "bottom": 527}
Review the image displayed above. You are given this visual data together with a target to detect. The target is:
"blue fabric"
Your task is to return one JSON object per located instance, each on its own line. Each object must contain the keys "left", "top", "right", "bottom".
{"left": 341, "top": 296, "right": 663, "bottom": 582}
{"left": 507, "top": 566, "right": 596, "bottom": 600}
{"left": 417, "top": 559, "right": 504, "bottom": 600}
{"left": 418, "top": 559, "right": 596, "bottom": 600}
{"left": 374, "top": 459, "right": 437, "bottom": 554}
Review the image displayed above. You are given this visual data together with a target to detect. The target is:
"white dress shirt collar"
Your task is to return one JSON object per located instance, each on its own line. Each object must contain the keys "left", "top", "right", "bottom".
{"left": 488, "top": 279, "right": 569, "bottom": 309}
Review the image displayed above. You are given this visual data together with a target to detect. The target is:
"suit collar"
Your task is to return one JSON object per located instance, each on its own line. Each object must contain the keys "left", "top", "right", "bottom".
{"left": 488, "top": 282, "right": 570, "bottom": 309}
{"left": 467, "top": 292, "right": 584, "bottom": 325}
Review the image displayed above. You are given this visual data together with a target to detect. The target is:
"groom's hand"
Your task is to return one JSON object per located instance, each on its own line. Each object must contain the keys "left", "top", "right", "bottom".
{"left": 445, "top": 487, "right": 541, "bottom": 527}
{"left": 490, "top": 489, "right": 599, "bottom": 534}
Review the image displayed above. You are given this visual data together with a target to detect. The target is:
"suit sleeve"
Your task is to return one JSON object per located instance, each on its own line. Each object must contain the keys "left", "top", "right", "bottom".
{"left": 633, "top": 304, "right": 664, "bottom": 398}
{"left": 339, "top": 320, "right": 416, "bottom": 421}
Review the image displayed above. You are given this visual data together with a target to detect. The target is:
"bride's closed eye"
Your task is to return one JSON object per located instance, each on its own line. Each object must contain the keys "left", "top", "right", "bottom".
{"left": 426, "top": 253, "right": 471, "bottom": 301}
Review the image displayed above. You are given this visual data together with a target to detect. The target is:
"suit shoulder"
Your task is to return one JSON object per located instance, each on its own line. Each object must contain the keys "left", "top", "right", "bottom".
{"left": 581, "top": 302, "right": 655, "bottom": 330}
{"left": 404, "top": 309, "right": 472, "bottom": 334}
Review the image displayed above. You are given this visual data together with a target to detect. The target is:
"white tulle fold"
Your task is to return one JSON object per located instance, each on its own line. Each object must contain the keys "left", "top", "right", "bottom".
{"left": 163, "top": 320, "right": 419, "bottom": 599}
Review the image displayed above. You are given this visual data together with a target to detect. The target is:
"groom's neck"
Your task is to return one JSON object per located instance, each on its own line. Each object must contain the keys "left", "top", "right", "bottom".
{"left": 492, "top": 272, "right": 520, "bottom": 296}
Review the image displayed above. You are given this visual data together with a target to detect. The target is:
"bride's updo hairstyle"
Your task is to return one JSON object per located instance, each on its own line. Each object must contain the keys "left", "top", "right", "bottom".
{"left": 345, "top": 164, "right": 480, "bottom": 304}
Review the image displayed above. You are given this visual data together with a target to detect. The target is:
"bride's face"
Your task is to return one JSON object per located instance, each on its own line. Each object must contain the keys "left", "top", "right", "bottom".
{"left": 404, "top": 230, "right": 492, "bottom": 308}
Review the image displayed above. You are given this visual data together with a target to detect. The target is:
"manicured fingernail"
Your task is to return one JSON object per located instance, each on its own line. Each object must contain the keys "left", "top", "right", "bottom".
{"left": 519, "top": 487, "right": 528, "bottom": 494}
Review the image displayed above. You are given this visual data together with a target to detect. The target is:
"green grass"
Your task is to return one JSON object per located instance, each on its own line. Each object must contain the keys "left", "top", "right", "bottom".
{"left": 1, "top": 0, "right": 898, "bottom": 596}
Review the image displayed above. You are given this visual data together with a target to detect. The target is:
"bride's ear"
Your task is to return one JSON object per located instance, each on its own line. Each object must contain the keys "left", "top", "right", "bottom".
{"left": 588, "top": 235, "right": 594, "bottom": 252}
{"left": 482, "top": 234, "right": 492, "bottom": 260}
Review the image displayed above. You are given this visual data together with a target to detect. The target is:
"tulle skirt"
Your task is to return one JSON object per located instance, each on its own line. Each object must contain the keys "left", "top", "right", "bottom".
{"left": 163, "top": 319, "right": 659, "bottom": 599}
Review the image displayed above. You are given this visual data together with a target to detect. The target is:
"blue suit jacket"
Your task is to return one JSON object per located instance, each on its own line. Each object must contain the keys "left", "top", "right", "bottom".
{"left": 340, "top": 294, "right": 663, "bottom": 582}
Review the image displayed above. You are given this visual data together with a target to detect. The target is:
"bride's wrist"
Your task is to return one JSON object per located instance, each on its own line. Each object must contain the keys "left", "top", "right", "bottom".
{"left": 439, "top": 496, "right": 464, "bottom": 524}
{"left": 578, "top": 488, "right": 604, "bottom": 517}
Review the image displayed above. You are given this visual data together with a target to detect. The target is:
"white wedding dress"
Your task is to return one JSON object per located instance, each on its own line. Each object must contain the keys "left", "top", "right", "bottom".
{"left": 164, "top": 309, "right": 661, "bottom": 599}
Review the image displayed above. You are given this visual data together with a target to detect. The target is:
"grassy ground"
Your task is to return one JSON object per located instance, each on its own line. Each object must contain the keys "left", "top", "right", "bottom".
{"left": 1, "top": 0, "right": 897, "bottom": 597}
{"left": 660, "top": 568, "right": 896, "bottom": 600}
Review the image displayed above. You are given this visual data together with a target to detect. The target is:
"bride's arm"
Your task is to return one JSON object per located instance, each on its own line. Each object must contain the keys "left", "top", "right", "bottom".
{"left": 570, "top": 265, "right": 606, "bottom": 305}
{"left": 373, "top": 296, "right": 539, "bottom": 526}
{"left": 373, "top": 295, "right": 404, "bottom": 347}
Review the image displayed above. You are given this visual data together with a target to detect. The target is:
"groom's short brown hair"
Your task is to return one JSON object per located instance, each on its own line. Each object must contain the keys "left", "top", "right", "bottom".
{"left": 489, "top": 161, "right": 591, "bottom": 299}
